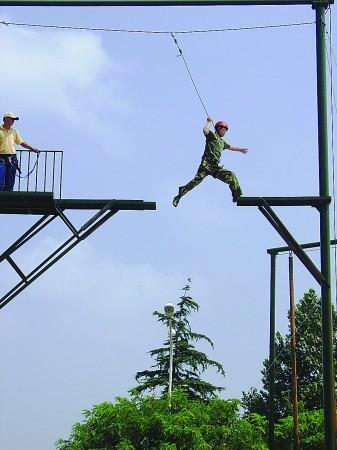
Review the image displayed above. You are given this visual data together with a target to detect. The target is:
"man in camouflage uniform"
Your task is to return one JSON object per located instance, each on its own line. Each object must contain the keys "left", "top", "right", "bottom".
{"left": 173, "top": 117, "right": 248, "bottom": 207}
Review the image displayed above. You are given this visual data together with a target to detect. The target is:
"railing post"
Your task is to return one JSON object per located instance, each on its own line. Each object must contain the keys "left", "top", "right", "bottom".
{"left": 16, "top": 150, "right": 63, "bottom": 198}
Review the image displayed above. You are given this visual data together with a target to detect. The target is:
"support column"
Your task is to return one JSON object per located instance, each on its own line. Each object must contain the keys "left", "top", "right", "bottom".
{"left": 315, "top": 4, "right": 335, "bottom": 449}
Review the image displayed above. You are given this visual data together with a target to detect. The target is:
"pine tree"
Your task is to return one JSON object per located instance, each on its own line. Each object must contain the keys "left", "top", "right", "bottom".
{"left": 133, "top": 279, "right": 226, "bottom": 401}
{"left": 242, "top": 289, "right": 337, "bottom": 419}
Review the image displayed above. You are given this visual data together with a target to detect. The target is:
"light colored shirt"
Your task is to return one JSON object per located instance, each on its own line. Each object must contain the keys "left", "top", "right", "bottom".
{"left": 0, "top": 126, "right": 23, "bottom": 154}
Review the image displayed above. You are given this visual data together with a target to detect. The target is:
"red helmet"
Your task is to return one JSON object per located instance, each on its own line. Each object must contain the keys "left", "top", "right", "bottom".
{"left": 215, "top": 120, "right": 229, "bottom": 130}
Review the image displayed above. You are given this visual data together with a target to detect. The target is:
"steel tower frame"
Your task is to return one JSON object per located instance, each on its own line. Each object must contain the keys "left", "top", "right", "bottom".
{"left": 0, "top": 0, "right": 335, "bottom": 447}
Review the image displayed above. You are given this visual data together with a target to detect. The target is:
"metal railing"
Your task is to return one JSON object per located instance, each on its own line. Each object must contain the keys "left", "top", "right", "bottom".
{"left": 16, "top": 150, "right": 64, "bottom": 199}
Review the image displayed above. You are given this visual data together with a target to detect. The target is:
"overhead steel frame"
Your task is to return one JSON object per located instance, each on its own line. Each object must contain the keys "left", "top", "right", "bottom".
{"left": 0, "top": 0, "right": 334, "bottom": 447}
{"left": 0, "top": 0, "right": 333, "bottom": 5}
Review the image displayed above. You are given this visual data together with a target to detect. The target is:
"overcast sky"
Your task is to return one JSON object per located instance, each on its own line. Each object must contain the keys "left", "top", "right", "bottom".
{"left": 0, "top": 3, "right": 336, "bottom": 450}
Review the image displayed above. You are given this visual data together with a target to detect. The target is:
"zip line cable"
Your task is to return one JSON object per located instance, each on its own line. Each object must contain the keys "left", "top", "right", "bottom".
{"left": 0, "top": 17, "right": 315, "bottom": 122}
{"left": 171, "top": 33, "right": 209, "bottom": 117}
{"left": 0, "top": 19, "right": 314, "bottom": 35}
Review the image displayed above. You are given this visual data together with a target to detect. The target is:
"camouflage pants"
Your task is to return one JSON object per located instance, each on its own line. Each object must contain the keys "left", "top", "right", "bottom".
{"left": 178, "top": 161, "right": 242, "bottom": 200}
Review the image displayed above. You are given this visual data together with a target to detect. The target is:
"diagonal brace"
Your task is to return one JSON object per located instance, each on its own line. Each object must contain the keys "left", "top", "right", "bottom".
{"left": 0, "top": 203, "right": 119, "bottom": 309}
{"left": 258, "top": 199, "right": 328, "bottom": 287}
{"left": 6, "top": 255, "right": 27, "bottom": 283}
{"left": 55, "top": 207, "right": 80, "bottom": 238}
{"left": 0, "top": 214, "right": 57, "bottom": 263}
{"left": 79, "top": 200, "right": 115, "bottom": 232}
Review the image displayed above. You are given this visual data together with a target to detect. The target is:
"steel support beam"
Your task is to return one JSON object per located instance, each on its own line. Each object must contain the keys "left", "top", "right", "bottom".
{"left": 0, "top": 0, "right": 333, "bottom": 5}
{"left": 0, "top": 215, "right": 57, "bottom": 262}
{"left": 238, "top": 197, "right": 328, "bottom": 286}
{"left": 0, "top": 199, "right": 156, "bottom": 309}
{"left": 56, "top": 199, "right": 156, "bottom": 211}
{"left": 268, "top": 239, "right": 337, "bottom": 255}
{"left": 314, "top": 4, "right": 335, "bottom": 448}
{"left": 237, "top": 196, "right": 330, "bottom": 207}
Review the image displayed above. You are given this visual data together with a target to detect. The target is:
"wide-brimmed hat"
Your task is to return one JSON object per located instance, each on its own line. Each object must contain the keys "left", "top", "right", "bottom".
{"left": 3, "top": 112, "right": 19, "bottom": 120}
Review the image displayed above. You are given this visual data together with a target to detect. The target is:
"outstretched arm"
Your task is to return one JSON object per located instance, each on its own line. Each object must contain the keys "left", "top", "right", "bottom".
{"left": 20, "top": 141, "right": 39, "bottom": 153}
{"left": 228, "top": 144, "right": 248, "bottom": 154}
{"left": 203, "top": 117, "right": 213, "bottom": 136}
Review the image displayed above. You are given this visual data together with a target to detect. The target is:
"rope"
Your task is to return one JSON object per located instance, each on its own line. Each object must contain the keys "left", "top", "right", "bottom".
{"left": 0, "top": 19, "right": 315, "bottom": 35}
{"left": 16, "top": 152, "right": 40, "bottom": 179}
{"left": 0, "top": 17, "right": 314, "bottom": 125}
{"left": 171, "top": 33, "right": 210, "bottom": 118}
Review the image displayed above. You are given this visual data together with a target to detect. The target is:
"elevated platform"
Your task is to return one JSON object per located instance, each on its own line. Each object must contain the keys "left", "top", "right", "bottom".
{"left": 0, "top": 191, "right": 156, "bottom": 309}
{"left": 237, "top": 196, "right": 331, "bottom": 207}
{"left": 0, "top": 192, "right": 55, "bottom": 215}
{"left": 0, "top": 192, "right": 156, "bottom": 215}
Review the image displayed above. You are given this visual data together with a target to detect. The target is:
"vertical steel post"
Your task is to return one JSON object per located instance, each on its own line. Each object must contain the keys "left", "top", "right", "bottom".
{"left": 268, "top": 252, "right": 276, "bottom": 450}
{"left": 314, "top": 4, "right": 335, "bottom": 449}
{"left": 289, "top": 253, "right": 300, "bottom": 450}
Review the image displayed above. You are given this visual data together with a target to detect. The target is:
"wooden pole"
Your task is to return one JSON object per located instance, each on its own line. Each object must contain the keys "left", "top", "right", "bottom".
{"left": 289, "top": 253, "right": 300, "bottom": 450}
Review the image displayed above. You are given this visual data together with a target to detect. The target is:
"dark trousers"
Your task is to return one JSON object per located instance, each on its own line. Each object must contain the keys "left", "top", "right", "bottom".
{"left": 0, "top": 155, "right": 18, "bottom": 192}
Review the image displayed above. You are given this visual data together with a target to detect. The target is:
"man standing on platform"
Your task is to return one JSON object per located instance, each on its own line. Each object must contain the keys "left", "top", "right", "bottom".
{"left": 0, "top": 112, "right": 39, "bottom": 192}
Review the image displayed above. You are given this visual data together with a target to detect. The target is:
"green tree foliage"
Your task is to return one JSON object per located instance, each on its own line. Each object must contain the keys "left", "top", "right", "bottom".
{"left": 133, "top": 280, "right": 226, "bottom": 401}
{"left": 56, "top": 393, "right": 329, "bottom": 450}
{"left": 274, "top": 409, "right": 324, "bottom": 450}
{"left": 56, "top": 390, "right": 269, "bottom": 450}
{"left": 242, "top": 289, "right": 337, "bottom": 419}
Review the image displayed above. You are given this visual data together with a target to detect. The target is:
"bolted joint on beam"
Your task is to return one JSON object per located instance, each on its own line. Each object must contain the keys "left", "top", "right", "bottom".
{"left": 311, "top": 0, "right": 333, "bottom": 10}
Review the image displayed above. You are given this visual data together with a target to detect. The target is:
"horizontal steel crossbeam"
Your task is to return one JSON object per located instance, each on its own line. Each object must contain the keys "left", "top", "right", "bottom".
{"left": 56, "top": 198, "right": 156, "bottom": 211}
{"left": 267, "top": 239, "right": 337, "bottom": 255}
{"left": 0, "top": 0, "right": 333, "bottom": 5}
{"left": 237, "top": 196, "right": 331, "bottom": 207}
{"left": 0, "top": 192, "right": 156, "bottom": 215}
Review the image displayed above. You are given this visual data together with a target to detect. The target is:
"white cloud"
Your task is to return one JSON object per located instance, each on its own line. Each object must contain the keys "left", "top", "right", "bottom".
{"left": 0, "top": 236, "right": 184, "bottom": 450}
{"left": 9, "top": 235, "right": 181, "bottom": 318}
{"left": 0, "top": 21, "right": 130, "bottom": 125}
